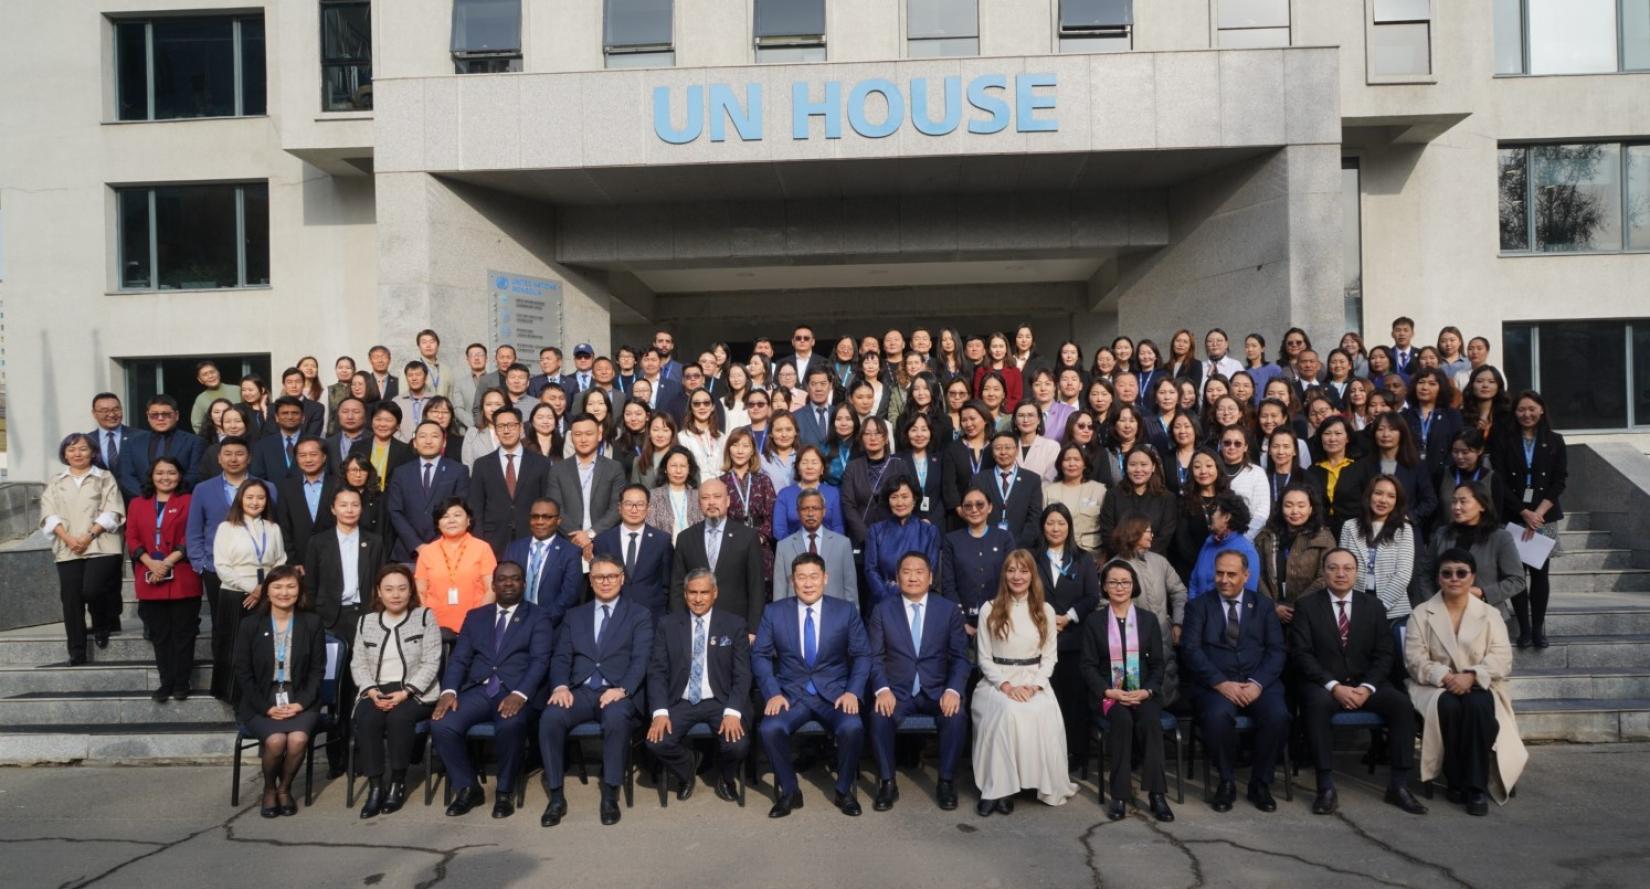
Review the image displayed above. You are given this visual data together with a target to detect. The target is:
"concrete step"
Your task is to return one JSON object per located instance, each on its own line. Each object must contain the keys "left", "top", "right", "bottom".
{"left": 0, "top": 661, "right": 212, "bottom": 695}
{"left": 0, "top": 723, "right": 241, "bottom": 765}
{"left": 1550, "top": 549, "right": 1640, "bottom": 571}
{"left": 1548, "top": 569, "right": 1650, "bottom": 594}
{"left": 1515, "top": 698, "right": 1650, "bottom": 743}
{"left": 1558, "top": 529, "right": 1615, "bottom": 549}
{"left": 1543, "top": 595, "right": 1650, "bottom": 634}
{"left": 1553, "top": 512, "right": 1593, "bottom": 531}
{"left": 1514, "top": 634, "right": 1650, "bottom": 669}
{"left": 0, "top": 689, "right": 231, "bottom": 726}
{"left": 1508, "top": 667, "right": 1650, "bottom": 701}
{"left": 0, "top": 627, "right": 212, "bottom": 667}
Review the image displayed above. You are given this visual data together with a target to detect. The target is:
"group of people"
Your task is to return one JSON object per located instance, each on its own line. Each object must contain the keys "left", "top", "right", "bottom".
{"left": 43, "top": 315, "right": 1553, "bottom": 821}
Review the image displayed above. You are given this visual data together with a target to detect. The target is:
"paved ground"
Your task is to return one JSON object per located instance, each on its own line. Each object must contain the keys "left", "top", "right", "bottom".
{"left": 2, "top": 743, "right": 1647, "bottom": 889}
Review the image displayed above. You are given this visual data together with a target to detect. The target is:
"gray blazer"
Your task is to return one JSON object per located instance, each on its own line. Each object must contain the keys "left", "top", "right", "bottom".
{"left": 545, "top": 454, "right": 626, "bottom": 538}
{"left": 772, "top": 527, "right": 859, "bottom": 607}
{"left": 350, "top": 606, "right": 443, "bottom": 702}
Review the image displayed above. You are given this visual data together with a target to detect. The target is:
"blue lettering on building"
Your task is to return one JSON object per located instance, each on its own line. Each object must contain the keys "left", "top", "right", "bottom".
{"left": 653, "top": 72, "right": 1057, "bottom": 144}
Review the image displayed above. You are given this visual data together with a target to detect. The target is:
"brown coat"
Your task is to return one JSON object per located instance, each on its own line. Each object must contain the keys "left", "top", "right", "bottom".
{"left": 1252, "top": 525, "right": 1335, "bottom": 606}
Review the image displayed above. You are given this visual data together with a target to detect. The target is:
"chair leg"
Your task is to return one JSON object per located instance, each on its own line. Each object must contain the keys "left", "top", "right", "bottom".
{"left": 231, "top": 733, "right": 245, "bottom": 807}
{"left": 1174, "top": 726, "right": 1186, "bottom": 805}
{"left": 624, "top": 740, "right": 636, "bottom": 808}
{"left": 346, "top": 735, "right": 357, "bottom": 807}
{"left": 425, "top": 742, "right": 442, "bottom": 807}
{"left": 305, "top": 742, "right": 316, "bottom": 807}
{"left": 1280, "top": 740, "right": 1293, "bottom": 802}
{"left": 1094, "top": 729, "right": 1105, "bottom": 805}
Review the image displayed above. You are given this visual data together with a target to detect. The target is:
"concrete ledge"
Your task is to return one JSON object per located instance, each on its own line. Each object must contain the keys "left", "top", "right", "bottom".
{"left": 1569, "top": 443, "right": 1650, "bottom": 566}
{"left": 0, "top": 536, "right": 61, "bottom": 632}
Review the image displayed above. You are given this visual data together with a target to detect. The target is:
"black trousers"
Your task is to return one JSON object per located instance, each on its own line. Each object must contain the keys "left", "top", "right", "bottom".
{"left": 1436, "top": 688, "right": 1498, "bottom": 793}
{"left": 1513, "top": 564, "right": 1552, "bottom": 629}
{"left": 1104, "top": 697, "right": 1168, "bottom": 799}
{"left": 209, "top": 576, "right": 249, "bottom": 702}
{"left": 1299, "top": 682, "right": 1415, "bottom": 783}
{"left": 352, "top": 696, "right": 435, "bottom": 779}
{"left": 645, "top": 699, "right": 751, "bottom": 783}
{"left": 56, "top": 556, "right": 122, "bottom": 659}
{"left": 1052, "top": 652, "right": 1091, "bottom": 762}
{"left": 138, "top": 598, "right": 200, "bottom": 692}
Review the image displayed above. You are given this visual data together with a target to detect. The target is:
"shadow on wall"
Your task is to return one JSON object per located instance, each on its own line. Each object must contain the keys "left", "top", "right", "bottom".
{"left": 301, "top": 172, "right": 377, "bottom": 227}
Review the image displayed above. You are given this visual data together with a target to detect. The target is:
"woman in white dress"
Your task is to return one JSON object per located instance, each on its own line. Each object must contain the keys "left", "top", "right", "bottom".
{"left": 972, "top": 549, "right": 1080, "bottom": 815}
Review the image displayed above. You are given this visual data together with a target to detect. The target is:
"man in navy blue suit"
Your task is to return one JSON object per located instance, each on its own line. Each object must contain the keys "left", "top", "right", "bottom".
{"left": 538, "top": 554, "right": 654, "bottom": 827}
{"left": 792, "top": 367, "right": 838, "bottom": 448}
{"left": 116, "top": 394, "right": 205, "bottom": 497}
{"left": 385, "top": 421, "right": 471, "bottom": 562}
{"left": 1182, "top": 550, "right": 1289, "bottom": 814}
{"left": 430, "top": 562, "right": 552, "bottom": 819}
{"left": 866, "top": 552, "right": 969, "bottom": 812}
{"left": 593, "top": 484, "right": 673, "bottom": 617}
{"left": 502, "top": 498, "right": 584, "bottom": 630}
{"left": 89, "top": 392, "right": 134, "bottom": 475}
{"left": 752, "top": 552, "right": 872, "bottom": 819}
{"left": 249, "top": 397, "right": 310, "bottom": 482}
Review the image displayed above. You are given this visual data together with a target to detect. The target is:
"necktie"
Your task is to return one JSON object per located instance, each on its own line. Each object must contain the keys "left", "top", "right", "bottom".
{"left": 815, "top": 407, "right": 826, "bottom": 430}
{"left": 808, "top": 532, "right": 818, "bottom": 555}
{"left": 504, "top": 453, "right": 517, "bottom": 498}
{"left": 1000, "top": 470, "right": 1012, "bottom": 501}
{"left": 106, "top": 431, "right": 119, "bottom": 467}
{"left": 285, "top": 437, "right": 295, "bottom": 467}
{"left": 596, "top": 603, "right": 611, "bottom": 646}
{"left": 625, "top": 531, "right": 639, "bottom": 573}
{"left": 527, "top": 541, "right": 547, "bottom": 604}
{"left": 706, "top": 522, "right": 722, "bottom": 571}
{"left": 1225, "top": 599, "right": 1241, "bottom": 645}
{"left": 486, "top": 608, "right": 509, "bottom": 696}
{"left": 909, "top": 602, "right": 924, "bottom": 696}
{"left": 803, "top": 605, "right": 818, "bottom": 695}
{"left": 1336, "top": 600, "right": 1350, "bottom": 649}
{"left": 422, "top": 462, "right": 433, "bottom": 496}
{"left": 687, "top": 616, "right": 706, "bottom": 704}
{"left": 579, "top": 373, "right": 590, "bottom": 392}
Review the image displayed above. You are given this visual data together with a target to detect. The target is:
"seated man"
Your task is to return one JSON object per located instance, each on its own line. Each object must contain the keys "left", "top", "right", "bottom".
{"left": 645, "top": 568, "right": 752, "bottom": 804}
{"left": 538, "top": 554, "right": 654, "bottom": 827}
{"left": 866, "top": 552, "right": 969, "bottom": 812}
{"left": 1181, "top": 550, "right": 1289, "bottom": 814}
{"left": 752, "top": 553, "right": 872, "bottom": 819}
{"left": 430, "top": 561, "right": 551, "bottom": 819}
{"left": 1289, "top": 548, "right": 1427, "bottom": 815}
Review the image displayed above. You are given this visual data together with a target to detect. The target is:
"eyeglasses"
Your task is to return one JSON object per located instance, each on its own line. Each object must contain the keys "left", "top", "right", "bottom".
{"left": 961, "top": 501, "right": 988, "bottom": 510}
{"left": 1439, "top": 568, "right": 1472, "bottom": 580}
{"left": 793, "top": 335, "right": 813, "bottom": 342}
{"left": 530, "top": 513, "right": 560, "bottom": 521}
{"left": 747, "top": 400, "right": 769, "bottom": 408}
{"left": 590, "top": 573, "right": 624, "bottom": 582}
{"left": 1221, "top": 441, "right": 1245, "bottom": 449}
{"left": 1103, "top": 579, "right": 1133, "bottom": 588}
{"left": 147, "top": 411, "right": 175, "bottom": 419}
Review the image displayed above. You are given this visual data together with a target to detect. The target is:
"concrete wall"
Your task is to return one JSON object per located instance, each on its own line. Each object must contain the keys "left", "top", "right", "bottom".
{"left": 1567, "top": 444, "right": 1650, "bottom": 569}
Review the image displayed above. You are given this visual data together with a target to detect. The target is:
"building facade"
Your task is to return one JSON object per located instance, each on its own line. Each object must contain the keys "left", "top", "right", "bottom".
{"left": 1, "top": 0, "right": 1648, "bottom": 481}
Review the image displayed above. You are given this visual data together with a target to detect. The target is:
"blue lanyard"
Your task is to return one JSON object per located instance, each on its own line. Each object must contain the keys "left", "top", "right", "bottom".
{"left": 153, "top": 500, "right": 166, "bottom": 552}
{"left": 1522, "top": 437, "right": 1537, "bottom": 490}
{"left": 247, "top": 521, "right": 269, "bottom": 563}
{"left": 1453, "top": 467, "right": 1482, "bottom": 487}
{"left": 1272, "top": 473, "right": 1290, "bottom": 501}
{"left": 1419, "top": 409, "right": 1435, "bottom": 447}
{"left": 968, "top": 447, "right": 983, "bottom": 476}
{"left": 914, "top": 455, "right": 929, "bottom": 490}
{"left": 271, "top": 616, "right": 290, "bottom": 683}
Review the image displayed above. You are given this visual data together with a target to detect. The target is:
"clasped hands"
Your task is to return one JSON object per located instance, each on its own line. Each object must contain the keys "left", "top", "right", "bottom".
{"left": 1214, "top": 680, "right": 1263, "bottom": 707}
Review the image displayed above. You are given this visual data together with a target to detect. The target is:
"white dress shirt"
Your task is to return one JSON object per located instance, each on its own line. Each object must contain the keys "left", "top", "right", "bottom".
{"left": 1325, "top": 590, "right": 1379, "bottom": 693}
{"left": 337, "top": 528, "right": 361, "bottom": 607}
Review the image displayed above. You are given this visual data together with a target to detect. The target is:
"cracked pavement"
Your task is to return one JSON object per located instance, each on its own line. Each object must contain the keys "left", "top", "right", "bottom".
{"left": 2, "top": 743, "right": 1647, "bottom": 888}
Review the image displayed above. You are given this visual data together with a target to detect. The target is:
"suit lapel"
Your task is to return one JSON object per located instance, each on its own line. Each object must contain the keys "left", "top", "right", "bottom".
{"left": 1425, "top": 602, "right": 1461, "bottom": 666}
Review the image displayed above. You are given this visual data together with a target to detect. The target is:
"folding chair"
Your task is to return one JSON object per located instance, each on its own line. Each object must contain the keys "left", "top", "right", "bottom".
{"left": 230, "top": 636, "right": 343, "bottom": 807}
{"left": 1090, "top": 711, "right": 1186, "bottom": 805}
{"left": 654, "top": 722, "right": 749, "bottom": 809}
{"left": 425, "top": 722, "right": 529, "bottom": 808}
{"left": 1194, "top": 713, "right": 1294, "bottom": 802}
{"left": 566, "top": 721, "right": 639, "bottom": 809}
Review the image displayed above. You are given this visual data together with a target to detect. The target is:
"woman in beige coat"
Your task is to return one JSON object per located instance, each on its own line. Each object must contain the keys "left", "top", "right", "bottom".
{"left": 1405, "top": 547, "right": 1527, "bottom": 815}
{"left": 39, "top": 433, "right": 126, "bottom": 663}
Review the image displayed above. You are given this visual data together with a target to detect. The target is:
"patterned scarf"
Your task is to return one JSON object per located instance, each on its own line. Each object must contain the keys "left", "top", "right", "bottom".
{"left": 1104, "top": 604, "right": 1140, "bottom": 715}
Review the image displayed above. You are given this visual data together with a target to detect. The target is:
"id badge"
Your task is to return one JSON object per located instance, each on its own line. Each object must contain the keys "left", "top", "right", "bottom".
{"left": 274, "top": 690, "right": 290, "bottom": 708}
{"left": 919, "top": 496, "right": 931, "bottom": 513}
{"left": 997, "top": 520, "right": 1008, "bottom": 531}
{"left": 1523, "top": 488, "right": 1535, "bottom": 504}
{"left": 448, "top": 586, "right": 460, "bottom": 606}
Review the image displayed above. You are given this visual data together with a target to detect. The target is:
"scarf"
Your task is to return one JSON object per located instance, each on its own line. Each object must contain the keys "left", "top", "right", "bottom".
{"left": 1104, "top": 604, "right": 1140, "bottom": 715}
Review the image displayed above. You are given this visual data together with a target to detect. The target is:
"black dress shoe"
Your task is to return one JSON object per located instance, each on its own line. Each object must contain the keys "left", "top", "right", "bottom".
{"left": 359, "top": 780, "right": 384, "bottom": 819}
{"left": 540, "top": 791, "right": 567, "bottom": 827}
{"left": 1533, "top": 627, "right": 1550, "bottom": 648}
{"left": 260, "top": 800, "right": 280, "bottom": 818}
{"left": 151, "top": 687, "right": 171, "bottom": 704}
{"left": 873, "top": 780, "right": 898, "bottom": 812}
{"left": 1312, "top": 786, "right": 1338, "bottom": 815}
{"left": 492, "top": 794, "right": 515, "bottom": 819}
{"left": 1515, "top": 628, "right": 1532, "bottom": 649}
{"left": 768, "top": 789, "right": 803, "bottom": 818}
{"left": 975, "top": 797, "right": 995, "bottom": 817}
{"left": 1149, "top": 793, "right": 1175, "bottom": 822}
{"left": 1386, "top": 785, "right": 1428, "bottom": 815}
{"left": 714, "top": 778, "right": 740, "bottom": 802}
{"left": 1211, "top": 780, "right": 1236, "bottom": 813}
{"left": 834, "top": 790, "right": 862, "bottom": 816}
{"left": 445, "top": 784, "right": 485, "bottom": 817}
{"left": 172, "top": 686, "right": 190, "bottom": 702}
{"left": 94, "top": 633, "right": 110, "bottom": 650}
{"left": 277, "top": 791, "right": 297, "bottom": 816}
{"left": 1444, "top": 787, "right": 1467, "bottom": 805}
{"left": 676, "top": 771, "right": 697, "bottom": 802}
{"left": 936, "top": 780, "right": 958, "bottom": 811}
{"left": 993, "top": 797, "right": 1014, "bottom": 815}
{"left": 68, "top": 654, "right": 88, "bottom": 666}
{"left": 1247, "top": 783, "right": 1277, "bottom": 813}
{"left": 1106, "top": 799, "right": 1127, "bottom": 821}
{"left": 600, "top": 785, "right": 621, "bottom": 825}
{"left": 1466, "top": 790, "right": 1490, "bottom": 816}
{"left": 382, "top": 781, "right": 408, "bottom": 814}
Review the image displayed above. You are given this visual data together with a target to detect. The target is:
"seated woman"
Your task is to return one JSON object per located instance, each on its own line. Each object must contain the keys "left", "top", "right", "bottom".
{"left": 862, "top": 477, "right": 940, "bottom": 610}
{"left": 1186, "top": 491, "right": 1260, "bottom": 602}
{"left": 1080, "top": 559, "right": 1173, "bottom": 823}
{"left": 1109, "top": 516, "right": 1186, "bottom": 706}
{"left": 971, "top": 550, "right": 1079, "bottom": 816}
{"left": 232, "top": 565, "right": 325, "bottom": 818}
{"left": 350, "top": 564, "right": 443, "bottom": 818}
{"left": 1405, "top": 549, "right": 1526, "bottom": 815}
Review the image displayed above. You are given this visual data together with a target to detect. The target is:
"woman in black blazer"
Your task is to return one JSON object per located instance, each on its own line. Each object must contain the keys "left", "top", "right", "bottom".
{"left": 1332, "top": 413, "right": 1439, "bottom": 534}
{"left": 1080, "top": 558, "right": 1172, "bottom": 822}
{"left": 1494, "top": 390, "right": 1568, "bottom": 648}
{"left": 896, "top": 413, "right": 946, "bottom": 527}
{"left": 233, "top": 565, "right": 326, "bottom": 818}
{"left": 1402, "top": 369, "right": 1464, "bottom": 478}
{"left": 941, "top": 401, "right": 993, "bottom": 531}
{"left": 1036, "top": 503, "right": 1101, "bottom": 771}
{"left": 339, "top": 455, "right": 389, "bottom": 540}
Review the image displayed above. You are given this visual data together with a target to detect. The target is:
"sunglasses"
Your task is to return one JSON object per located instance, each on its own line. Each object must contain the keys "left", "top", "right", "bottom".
{"left": 1439, "top": 568, "right": 1472, "bottom": 580}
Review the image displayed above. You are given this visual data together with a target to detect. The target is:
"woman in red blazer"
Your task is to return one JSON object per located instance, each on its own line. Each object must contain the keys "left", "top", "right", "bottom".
{"left": 124, "top": 457, "right": 204, "bottom": 702}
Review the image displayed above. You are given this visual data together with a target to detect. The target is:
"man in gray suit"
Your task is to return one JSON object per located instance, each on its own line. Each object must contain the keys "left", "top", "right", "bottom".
{"left": 773, "top": 488, "right": 858, "bottom": 608}
{"left": 545, "top": 414, "right": 625, "bottom": 559}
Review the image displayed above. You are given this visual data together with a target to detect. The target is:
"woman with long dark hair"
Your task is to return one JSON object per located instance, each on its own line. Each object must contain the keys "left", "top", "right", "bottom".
{"left": 1034, "top": 503, "right": 1101, "bottom": 771}
{"left": 1495, "top": 390, "right": 1566, "bottom": 648}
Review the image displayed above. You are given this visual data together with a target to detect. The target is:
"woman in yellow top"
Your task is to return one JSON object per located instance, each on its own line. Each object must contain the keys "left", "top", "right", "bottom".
{"left": 414, "top": 497, "right": 497, "bottom": 636}
{"left": 1308, "top": 416, "right": 1356, "bottom": 527}
{"left": 39, "top": 433, "right": 126, "bottom": 664}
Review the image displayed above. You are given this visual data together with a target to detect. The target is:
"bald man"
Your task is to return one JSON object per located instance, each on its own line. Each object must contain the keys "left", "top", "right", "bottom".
{"left": 670, "top": 479, "right": 766, "bottom": 633}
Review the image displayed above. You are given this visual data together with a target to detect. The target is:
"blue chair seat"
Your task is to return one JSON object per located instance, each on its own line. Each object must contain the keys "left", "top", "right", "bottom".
{"left": 896, "top": 715, "right": 938, "bottom": 733}
{"left": 1193, "top": 712, "right": 1294, "bottom": 803}
{"left": 1329, "top": 710, "right": 1386, "bottom": 728}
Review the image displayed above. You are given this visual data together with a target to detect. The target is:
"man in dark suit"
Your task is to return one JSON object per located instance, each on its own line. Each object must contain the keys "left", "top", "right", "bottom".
{"left": 971, "top": 431, "right": 1044, "bottom": 548}
{"left": 670, "top": 479, "right": 765, "bottom": 634}
{"left": 546, "top": 414, "right": 625, "bottom": 557}
{"left": 646, "top": 568, "right": 751, "bottom": 804}
{"left": 89, "top": 392, "right": 134, "bottom": 474}
{"left": 502, "top": 498, "right": 584, "bottom": 631}
{"left": 367, "top": 344, "right": 399, "bottom": 402}
{"left": 792, "top": 367, "right": 837, "bottom": 448}
{"left": 326, "top": 396, "right": 370, "bottom": 468}
{"left": 866, "top": 552, "right": 969, "bottom": 812}
{"left": 654, "top": 330, "right": 683, "bottom": 382}
{"left": 594, "top": 484, "right": 673, "bottom": 617}
{"left": 467, "top": 408, "right": 551, "bottom": 557}
{"left": 250, "top": 397, "right": 308, "bottom": 482}
{"left": 538, "top": 554, "right": 654, "bottom": 827}
{"left": 274, "top": 438, "right": 338, "bottom": 565}
{"left": 781, "top": 324, "right": 831, "bottom": 395}
{"left": 637, "top": 348, "right": 683, "bottom": 414}
{"left": 385, "top": 421, "right": 472, "bottom": 562}
{"left": 753, "top": 553, "right": 872, "bottom": 818}
{"left": 116, "top": 394, "right": 205, "bottom": 497}
{"left": 431, "top": 562, "right": 552, "bottom": 819}
{"left": 1182, "top": 550, "right": 1289, "bottom": 814}
{"left": 1289, "top": 548, "right": 1426, "bottom": 815}
{"left": 278, "top": 366, "right": 327, "bottom": 438}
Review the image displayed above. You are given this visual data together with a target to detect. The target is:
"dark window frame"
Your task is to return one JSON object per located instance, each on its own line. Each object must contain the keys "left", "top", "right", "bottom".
{"left": 115, "top": 181, "right": 270, "bottom": 292}
{"left": 1498, "top": 139, "right": 1648, "bottom": 256}
{"left": 113, "top": 14, "right": 266, "bottom": 122}
{"left": 451, "top": 0, "right": 523, "bottom": 73}
{"left": 320, "top": 0, "right": 373, "bottom": 111}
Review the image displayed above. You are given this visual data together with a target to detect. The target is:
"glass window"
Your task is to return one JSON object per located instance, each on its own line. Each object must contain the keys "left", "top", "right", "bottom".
{"left": 1502, "top": 324, "right": 1534, "bottom": 396}
{"left": 1527, "top": 0, "right": 1616, "bottom": 74}
{"left": 1499, "top": 147, "right": 1530, "bottom": 252}
{"left": 908, "top": 37, "right": 980, "bottom": 57}
{"left": 754, "top": 0, "right": 825, "bottom": 39}
{"left": 606, "top": 0, "right": 673, "bottom": 49}
{"left": 1218, "top": 0, "right": 1289, "bottom": 30}
{"left": 909, "top": 0, "right": 977, "bottom": 56}
{"left": 1370, "top": 21, "right": 1430, "bottom": 76}
{"left": 1532, "top": 142, "right": 1622, "bottom": 252}
{"left": 113, "top": 16, "right": 265, "bottom": 121}
{"left": 755, "top": 44, "right": 826, "bottom": 63}
{"left": 321, "top": 0, "right": 373, "bottom": 111}
{"left": 1628, "top": 145, "right": 1650, "bottom": 249}
{"left": 116, "top": 183, "right": 268, "bottom": 291}
{"left": 1625, "top": 0, "right": 1650, "bottom": 70}
{"left": 1342, "top": 158, "right": 1364, "bottom": 335}
{"left": 452, "top": 0, "right": 522, "bottom": 71}
{"left": 1493, "top": 0, "right": 1525, "bottom": 74}
{"left": 1634, "top": 324, "right": 1650, "bottom": 425}
{"left": 1539, "top": 323, "right": 1628, "bottom": 428}
{"left": 1060, "top": 0, "right": 1132, "bottom": 30}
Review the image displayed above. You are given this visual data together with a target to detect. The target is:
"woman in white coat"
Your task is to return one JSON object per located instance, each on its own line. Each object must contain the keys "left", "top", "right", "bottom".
{"left": 1405, "top": 547, "right": 1526, "bottom": 815}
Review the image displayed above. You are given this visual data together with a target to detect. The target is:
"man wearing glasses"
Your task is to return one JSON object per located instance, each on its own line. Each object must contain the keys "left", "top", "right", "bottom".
{"left": 88, "top": 392, "right": 133, "bottom": 477}
{"left": 783, "top": 324, "right": 829, "bottom": 391}
{"left": 116, "top": 394, "right": 205, "bottom": 498}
